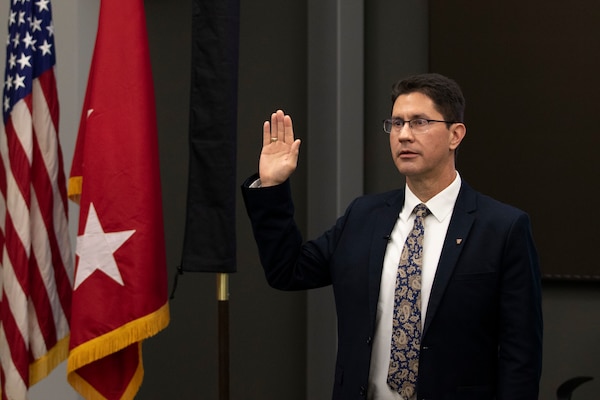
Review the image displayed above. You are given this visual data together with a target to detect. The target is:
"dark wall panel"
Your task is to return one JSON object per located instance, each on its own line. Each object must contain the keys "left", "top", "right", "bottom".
{"left": 139, "top": 0, "right": 308, "bottom": 398}
{"left": 429, "top": 0, "right": 600, "bottom": 280}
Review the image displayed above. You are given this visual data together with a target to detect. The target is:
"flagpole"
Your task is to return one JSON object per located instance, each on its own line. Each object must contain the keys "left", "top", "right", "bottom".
{"left": 217, "top": 273, "right": 230, "bottom": 400}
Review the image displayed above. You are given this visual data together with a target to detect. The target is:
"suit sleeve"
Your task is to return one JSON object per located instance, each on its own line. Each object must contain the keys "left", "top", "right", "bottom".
{"left": 497, "top": 212, "right": 543, "bottom": 399}
{"left": 241, "top": 174, "right": 345, "bottom": 290}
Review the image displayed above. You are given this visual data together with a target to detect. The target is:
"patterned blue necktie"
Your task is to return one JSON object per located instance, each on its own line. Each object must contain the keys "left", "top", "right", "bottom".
{"left": 387, "top": 203, "right": 430, "bottom": 399}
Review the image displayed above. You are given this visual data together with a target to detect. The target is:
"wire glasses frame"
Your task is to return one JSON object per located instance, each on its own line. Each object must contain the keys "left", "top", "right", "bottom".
{"left": 382, "top": 118, "right": 460, "bottom": 134}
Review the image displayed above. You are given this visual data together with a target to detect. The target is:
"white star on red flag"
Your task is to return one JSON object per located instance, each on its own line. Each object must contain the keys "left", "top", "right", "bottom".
{"left": 74, "top": 203, "right": 136, "bottom": 290}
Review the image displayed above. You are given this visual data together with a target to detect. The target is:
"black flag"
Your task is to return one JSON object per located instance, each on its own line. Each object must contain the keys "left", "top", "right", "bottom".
{"left": 180, "top": 0, "right": 240, "bottom": 273}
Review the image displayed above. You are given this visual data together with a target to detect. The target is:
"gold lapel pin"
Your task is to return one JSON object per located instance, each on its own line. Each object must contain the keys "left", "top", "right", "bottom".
{"left": 456, "top": 239, "right": 463, "bottom": 245}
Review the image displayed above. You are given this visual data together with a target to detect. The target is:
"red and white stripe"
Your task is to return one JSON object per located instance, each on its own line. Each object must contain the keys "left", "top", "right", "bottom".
{"left": 0, "top": 67, "right": 73, "bottom": 399}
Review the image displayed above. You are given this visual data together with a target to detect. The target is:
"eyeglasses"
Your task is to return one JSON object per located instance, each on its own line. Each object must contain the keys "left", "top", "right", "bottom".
{"left": 382, "top": 118, "right": 459, "bottom": 134}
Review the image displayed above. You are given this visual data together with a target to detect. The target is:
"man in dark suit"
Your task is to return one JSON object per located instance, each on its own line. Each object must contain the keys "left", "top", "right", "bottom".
{"left": 241, "top": 73, "right": 542, "bottom": 400}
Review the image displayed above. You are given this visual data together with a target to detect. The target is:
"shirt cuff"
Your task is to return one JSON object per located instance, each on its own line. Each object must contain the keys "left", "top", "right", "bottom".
{"left": 249, "top": 178, "right": 262, "bottom": 188}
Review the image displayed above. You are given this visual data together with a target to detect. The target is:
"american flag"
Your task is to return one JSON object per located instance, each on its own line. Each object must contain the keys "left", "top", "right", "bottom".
{"left": 0, "top": 0, "right": 73, "bottom": 398}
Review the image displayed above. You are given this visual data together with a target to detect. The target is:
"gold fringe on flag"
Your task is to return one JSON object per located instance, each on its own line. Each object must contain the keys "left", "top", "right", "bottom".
{"left": 29, "top": 335, "right": 71, "bottom": 386}
{"left": 67, "top": 302, "right": 170, "bottom": 399}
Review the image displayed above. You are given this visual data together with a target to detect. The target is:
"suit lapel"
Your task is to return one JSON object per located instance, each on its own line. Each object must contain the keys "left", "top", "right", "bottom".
{"left": 367, "top": 190, "right": 405, "bottom": 329}
{"left": 422, "top": 182, "right": 477, "bottom": 336}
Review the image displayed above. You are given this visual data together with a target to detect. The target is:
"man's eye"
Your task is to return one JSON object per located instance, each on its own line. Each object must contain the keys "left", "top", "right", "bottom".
{"left": 392, "top": 119, "right": 404, "bottom": 127}
{"left": 412, "top": 119, "right": 428, "bottom": 127}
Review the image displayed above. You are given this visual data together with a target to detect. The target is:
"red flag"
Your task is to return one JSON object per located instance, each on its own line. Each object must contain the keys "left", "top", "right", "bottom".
{"left": 0, "top": 0, "right": 73, "bottom": 398}
{"left": 66, "top": 0, "right": 169, "bottom": 398}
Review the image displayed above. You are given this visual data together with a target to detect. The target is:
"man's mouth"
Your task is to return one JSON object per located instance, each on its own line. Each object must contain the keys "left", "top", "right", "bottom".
{"left": 399, "top": 150, "right": 418, "bottom": 157}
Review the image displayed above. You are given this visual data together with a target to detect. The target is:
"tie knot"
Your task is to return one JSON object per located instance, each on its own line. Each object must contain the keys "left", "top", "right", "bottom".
{"left": 413, "top": 203, "right": 430, "bottom": 218}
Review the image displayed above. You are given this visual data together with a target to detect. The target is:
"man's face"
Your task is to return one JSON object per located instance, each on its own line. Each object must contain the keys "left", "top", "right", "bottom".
{"left": 389, "top": 92, "right": 465, "bottom": 183}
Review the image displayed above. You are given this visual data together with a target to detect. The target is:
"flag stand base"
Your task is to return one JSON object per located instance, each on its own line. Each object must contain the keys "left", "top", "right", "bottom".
{"left": 217, "top": 273, "right": 230, "bottom": 400}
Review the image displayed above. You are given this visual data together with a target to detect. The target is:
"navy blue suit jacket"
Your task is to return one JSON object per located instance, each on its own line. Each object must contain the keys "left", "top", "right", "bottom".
{"left": 242, "top": 175, "right": 543, "bottom": 400}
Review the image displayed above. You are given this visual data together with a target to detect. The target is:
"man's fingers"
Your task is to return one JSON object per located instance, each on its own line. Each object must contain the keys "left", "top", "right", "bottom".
{"left": 269, "top": 111, "right": 282, "bottom": 143}
{"left": 263, "top": 120, "right": 272, "bottom": 146}
{"left": 283, "top": 114, "right": 294, "bottom": 143}
{"left": 263, "top": 110, "right": 295, "bottom": 147}
{"left": 275, "top": 110, "right": 285, "bottom": 142}
{"left": 264, "top": 110, "right": 289, "bottom": 145}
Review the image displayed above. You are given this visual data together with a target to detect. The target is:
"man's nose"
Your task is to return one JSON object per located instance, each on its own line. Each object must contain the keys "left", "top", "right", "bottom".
{"left": 397, "top": 122, "right": 413, "bottom": 140}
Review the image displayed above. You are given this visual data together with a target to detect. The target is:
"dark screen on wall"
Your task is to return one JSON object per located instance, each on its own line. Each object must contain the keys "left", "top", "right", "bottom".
{"left": 429, "top": 1, "right": 600, "bottom": 280}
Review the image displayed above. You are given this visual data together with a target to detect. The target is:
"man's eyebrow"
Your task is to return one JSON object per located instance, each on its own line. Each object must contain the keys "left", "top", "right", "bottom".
{"left": 391, "top": 113, "right": 429, "bottom": 119}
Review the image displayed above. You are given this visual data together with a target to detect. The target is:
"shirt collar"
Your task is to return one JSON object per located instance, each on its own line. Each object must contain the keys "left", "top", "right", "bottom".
{"left": 400, "top": 171, "right": 462, "bottom": 223}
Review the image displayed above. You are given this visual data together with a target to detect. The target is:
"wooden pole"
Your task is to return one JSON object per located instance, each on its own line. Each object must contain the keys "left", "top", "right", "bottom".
{"left": 217, "top": 273, "right": 230, "bottom": 400}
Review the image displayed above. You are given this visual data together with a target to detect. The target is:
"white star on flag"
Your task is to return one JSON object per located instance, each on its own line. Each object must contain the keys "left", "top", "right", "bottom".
{"left": 74, "top": 202, "right": 136, "bottom": 290}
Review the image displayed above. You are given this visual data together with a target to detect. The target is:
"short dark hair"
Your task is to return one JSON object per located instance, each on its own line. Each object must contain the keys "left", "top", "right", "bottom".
{"left": 391, "top": 73, "right": 465, "bottom": 124}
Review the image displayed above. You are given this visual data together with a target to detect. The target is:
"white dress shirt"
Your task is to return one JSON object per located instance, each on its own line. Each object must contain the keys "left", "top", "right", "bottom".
{"left": 367, "top": 172, "right": 461, "bottom": 400}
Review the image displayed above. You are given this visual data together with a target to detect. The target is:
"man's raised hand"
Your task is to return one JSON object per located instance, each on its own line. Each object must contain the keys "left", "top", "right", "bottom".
{"left": 259, "top": 109, "right": 302, "bottom": 187}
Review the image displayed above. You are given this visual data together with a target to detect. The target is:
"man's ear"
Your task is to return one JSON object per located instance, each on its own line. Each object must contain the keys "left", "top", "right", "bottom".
{"left": 449, "top": 123, "right": 466, "bottom": 150}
